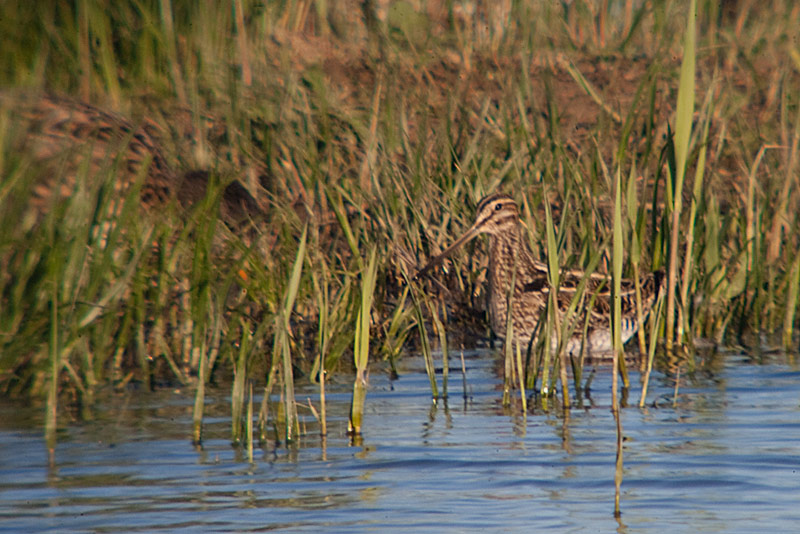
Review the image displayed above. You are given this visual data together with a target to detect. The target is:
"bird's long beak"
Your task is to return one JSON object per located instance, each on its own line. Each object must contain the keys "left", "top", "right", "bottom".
{"left": 413, "top": 220, "right": 484, "bottom": 281}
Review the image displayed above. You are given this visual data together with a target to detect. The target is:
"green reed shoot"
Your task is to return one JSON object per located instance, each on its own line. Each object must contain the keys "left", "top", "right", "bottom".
{"left": 310, "top": 264, "right": 336, "bottom": 437}
{"left": 612, "top": 164, "right": 624, "bottom": 518}
{"left": 679, "top": 90, "right": 713, "bottom": 346}
{"left": 639, "top": 292, "right": 665, "bottom": 408}
{"left": 665, "top": 0, "right": 697, "bottom": 353}
{"left": 502, "top": 246, "right": 520, "bottom": 407}
{"left": 191, "top": 328, "right": 207, "bottom": 444}
{"left": 409, "top": 282, "right": 438, "bottom": 399}
{"left": 276, "top": 224, "right": 308, "bottom": 443}
{"left": 246, "top": 380, "right": 254, "bottom": 463}
{"left": 381, "top": 286, "right": 413, "bottom": 375}
{"left": 349, "top": 246, "right": 378, "bottom": 435}
{"left": 430, "top": 299, "right": 449, "bottom": 399}
{"left": 231, "top": 321, "right": 250, "bottom": 445}
{"left": 540, "top": 198, "right": 559, "bottom": 400}
{"left": 515, "top": 341, "right": 527, "bottom": 413}
{"left": 190, "top": 177, "right": 226, "bottom": 444}
{"left": 624, "top": 159, "right": 648, "bottom": 357}
{"left": 45, "top": 278, "right": 59, "bottom": 454}
{"left": 784, "top": 254, "right": 800, "bottom": 349}
{"left": 319, "top": 353, "right": 328, "bottom": 437}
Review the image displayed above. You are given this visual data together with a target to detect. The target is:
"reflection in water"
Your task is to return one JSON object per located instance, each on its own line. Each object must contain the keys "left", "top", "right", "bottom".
{"left": 561, "top": 409, "right": 573, "bottom": 455}
{"left": 0, "top": 349, "right": 799, "bottom": 532}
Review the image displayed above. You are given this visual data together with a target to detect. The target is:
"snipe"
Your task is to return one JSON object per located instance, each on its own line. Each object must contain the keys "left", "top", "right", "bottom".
{"left": 416, "top": 193, "right": 664, "bottom": 357}
{"left": 7, "top": 93, "right": 175, "bottom": 214}
{"left": 3, "top": 92, "right": 263, "bottom": 233}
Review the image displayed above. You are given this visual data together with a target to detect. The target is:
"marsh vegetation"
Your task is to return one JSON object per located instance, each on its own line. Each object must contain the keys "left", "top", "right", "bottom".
{"left": 1, "top": 0, "right": 798, "bottom": 449}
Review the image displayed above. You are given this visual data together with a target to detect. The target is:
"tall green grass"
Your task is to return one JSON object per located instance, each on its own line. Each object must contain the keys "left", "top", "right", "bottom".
{"left": 612, "top": 164, "right": 624, "bottom": 518}
{"left": 349, "top": 246, "right": 377, "bottom": 435}
{"left": 1, "top": 0, "right": 800, "bottom": 442}
{"left": 664, "top": 0, "right": 697, "bottom": 354}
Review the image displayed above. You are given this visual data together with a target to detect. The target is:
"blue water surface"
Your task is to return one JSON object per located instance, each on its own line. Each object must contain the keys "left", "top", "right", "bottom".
{"left": 1, "top": 348, "right": 799, "bottom": 533}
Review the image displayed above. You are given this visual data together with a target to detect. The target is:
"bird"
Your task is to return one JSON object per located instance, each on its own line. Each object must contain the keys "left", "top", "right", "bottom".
{"left": 3, "top": 92, "right": 264, "bottom": 237}
{"left": 6, "top": 93, "right": 175, "bottom": 216}
{"left": 415, "top": 193, "right": 665, "bottom": 357}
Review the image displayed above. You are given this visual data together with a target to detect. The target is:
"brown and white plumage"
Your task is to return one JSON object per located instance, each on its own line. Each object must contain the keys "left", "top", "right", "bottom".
{"left": 417, "top": 193, "right": 664, "bottom": 356}
{"left": 7, "top": 93, "right": 175, "bottom": 214}
{"left": 3, "top": 93, "right": 264, "bottom": 235}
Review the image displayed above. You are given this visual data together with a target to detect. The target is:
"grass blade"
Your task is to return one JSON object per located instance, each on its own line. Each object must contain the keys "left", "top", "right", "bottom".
{"left": 45, "top": 283, "right": 59, "bottom": 458}
{"left": 612, "top": 165, "right": 624, "bottom": 518}
{"left": 279, "top": 224, "right": 308, "bottom": 443}
{"left": 784, "top": 254, "right": 800, "bottom": 349}
{"left": 409, "top": 282, "right": 438, "bottom": 399}
{"left": 540, "top": 197, "right": 559, "bottom": 400}
{"left": 665, "top": 0, "right": 697, "bottom": 353}
{"left": 349, "top": 246, "right": 378, "bottom": 436}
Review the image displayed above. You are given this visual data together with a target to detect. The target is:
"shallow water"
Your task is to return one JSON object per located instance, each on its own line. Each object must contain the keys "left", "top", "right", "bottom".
{"left": 1, "top": 348, "right": 799, "bottom": 533}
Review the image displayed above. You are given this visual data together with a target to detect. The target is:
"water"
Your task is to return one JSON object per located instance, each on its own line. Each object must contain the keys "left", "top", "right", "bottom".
{"left": 1, "top": 348, "right": 799, "bottom": 533}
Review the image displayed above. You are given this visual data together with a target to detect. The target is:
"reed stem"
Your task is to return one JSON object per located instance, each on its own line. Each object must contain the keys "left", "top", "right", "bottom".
{"left": 612, "top": 165, "right": 624, "bottom": 517}
{"left": 665, "top": 0, "right": 697, "bottom": 353}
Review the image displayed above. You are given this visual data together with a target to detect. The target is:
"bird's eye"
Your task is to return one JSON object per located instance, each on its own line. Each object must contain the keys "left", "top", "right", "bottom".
{"left": 494, "top": 203, "right": 502, "bottom": 211}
